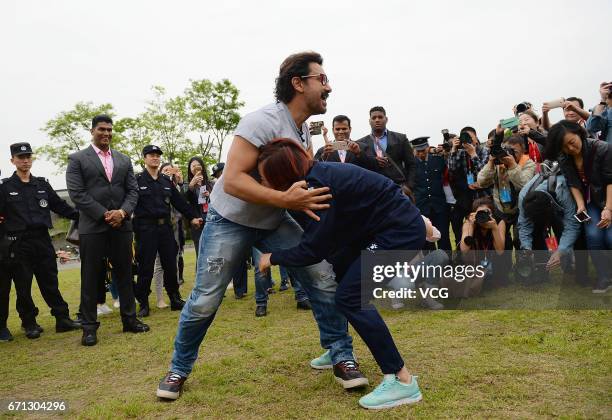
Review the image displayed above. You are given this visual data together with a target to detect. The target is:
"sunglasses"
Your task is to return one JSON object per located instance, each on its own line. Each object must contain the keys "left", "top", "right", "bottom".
{"left": 300, "top": 73, "right": 329, "bottom": 86}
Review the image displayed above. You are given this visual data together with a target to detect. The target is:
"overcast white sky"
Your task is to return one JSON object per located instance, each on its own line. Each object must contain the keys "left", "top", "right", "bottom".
{"left": 2, "top": 0, "right": 611, "bottom": 189}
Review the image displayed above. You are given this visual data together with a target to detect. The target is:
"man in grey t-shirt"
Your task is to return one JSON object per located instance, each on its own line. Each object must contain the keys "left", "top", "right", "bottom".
{"left": 157, "top": 51, "right": 367, "bottom": 401}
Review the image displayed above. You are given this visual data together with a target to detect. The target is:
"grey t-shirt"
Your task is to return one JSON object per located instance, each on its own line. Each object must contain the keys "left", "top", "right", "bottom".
{"left": 210, "top": 101, "right": 312, "bottom": 229}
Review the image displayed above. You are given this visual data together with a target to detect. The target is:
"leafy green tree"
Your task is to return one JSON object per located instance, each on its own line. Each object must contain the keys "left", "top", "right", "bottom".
{"left": 112, "top": 117, "right": 151, "bottom": 170}
{"left": 140, "top": 86, "right": 196, "bottom": 167}
{"left": 184, "top": 79, "right": 244, "bottom": 161}
{"left": 39, "top": 102, "right": 115, "bottom": 172}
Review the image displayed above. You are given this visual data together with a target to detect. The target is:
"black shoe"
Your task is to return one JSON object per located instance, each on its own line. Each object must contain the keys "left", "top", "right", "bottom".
{"left": 333, "top": 360, "right": 369, "bottom": 389}
{"left": 138, "top": 303, "right": 150, "bottom": 318}
{"left": 123, "top": 319, "right": 150, "bottom": 333}
{"left": 279, "top": 283, "right": 289, "bottom": 292}
{"left": 592, "top": 278, "right": 612, "bottom": 294}
{"left": 22, "top": 324, "right": 41, "bottom": 339}
{"left": 234, "top": 293, "right": 246, "bottom": 300}
{"left": 22, "top": 322, "right": 43, "bottom": 333}
{"left": 266, "top": 287, "right": 276, "bottom": 295}
{"left": 255, "top": 305, "right": 267, "bottom": 317}
{"left": 297, "top": 299, "right": 312, "bottom": 310}
{"left": 169, "top": 293, "right": 185, "bottom": 311}
{"left": 156, "top": 372, "right": 186, "bottom": 400}
{"left": 0, "top": 327, "right": 13, "bottom": 342}
{"left": 81, "top": 329, "right": 97, "bottom": 346}
{"left": 56, "top": 317, "right": 81, "bottom": 333}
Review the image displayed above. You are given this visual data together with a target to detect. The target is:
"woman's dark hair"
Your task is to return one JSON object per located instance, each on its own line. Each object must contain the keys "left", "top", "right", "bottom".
{"left": 257, "top": 138, "right": 313, "bottom": 191}
{"left": 544, "top": 120, "right": 587, "bottom": 160}
{"left": 472, "top": 196, "right": 495, "bottom": 212}
{"left": 187, "top": 156, "right": 208, "bottom": 184}
{"left": 274, "top": 51, "right": 323, "bottom": 104}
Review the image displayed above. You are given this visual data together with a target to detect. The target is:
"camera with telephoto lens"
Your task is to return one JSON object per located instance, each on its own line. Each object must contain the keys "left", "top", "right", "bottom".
{"left": 490, "top": 134, "right": 514, "bottom": 164}
{"left": 440, "top": 129, "right": 452, "bottom": 152}
{"left": 475, "top": 210, "right": 492, "bottom": 225}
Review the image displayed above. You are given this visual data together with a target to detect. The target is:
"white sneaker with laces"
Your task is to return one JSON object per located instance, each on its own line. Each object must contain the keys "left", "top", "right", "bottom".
{"left": 97, "top": 303, "right": 113, "bottom": 315}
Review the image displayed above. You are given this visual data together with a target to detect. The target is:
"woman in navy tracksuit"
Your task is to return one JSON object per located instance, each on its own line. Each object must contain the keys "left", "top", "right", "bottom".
{"left": 258, "top": 139, "right": 426, "bottom": 410}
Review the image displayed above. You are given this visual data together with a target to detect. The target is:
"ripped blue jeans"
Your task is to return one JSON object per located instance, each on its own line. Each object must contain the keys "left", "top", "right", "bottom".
{"left": 170, "top": 207, "right": 354, "bottom": 377}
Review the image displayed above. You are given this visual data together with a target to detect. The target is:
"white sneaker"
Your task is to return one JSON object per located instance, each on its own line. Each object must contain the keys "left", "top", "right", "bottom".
{"left": 113, "top": 299, "right": 120, "bottom": 309}
{"left": 157, "top": 300, "right": 169, "bottom": 309}
{"left": 97, "top": 303, "right": 113, "bottom": 315}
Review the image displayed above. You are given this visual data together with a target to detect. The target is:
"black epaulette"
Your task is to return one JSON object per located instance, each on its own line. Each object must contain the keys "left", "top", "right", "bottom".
{"left": 160, "top": 173, "right": 171, "bottom": 181}
{"left": 36, "top": 176, "right": 49, "bottom": 184}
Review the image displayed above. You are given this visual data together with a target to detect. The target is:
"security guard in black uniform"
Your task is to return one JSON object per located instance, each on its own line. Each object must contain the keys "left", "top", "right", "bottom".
{"left": 134, "top": 145, "right": 203, "bottom": 316}
{"left": 410, "top": 136, "right": 451, "bottom": 251}
{"left": 0, "top": 142, "right": 81, "bottom": 339}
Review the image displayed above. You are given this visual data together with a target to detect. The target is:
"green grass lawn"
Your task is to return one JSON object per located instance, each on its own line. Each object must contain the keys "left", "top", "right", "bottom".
{"left": 0, "top": 249, "right": 610, "bottom": 419}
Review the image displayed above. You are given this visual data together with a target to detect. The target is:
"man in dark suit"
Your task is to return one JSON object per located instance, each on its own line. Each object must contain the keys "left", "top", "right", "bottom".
{"left": 356, "top": 106, "right": 416, "bottom": 187}
{"left": 314, "top": 115, "right": 377, "bottom": 171}
{"left": 66, "top": 114, "right": 150, "bottom": 346}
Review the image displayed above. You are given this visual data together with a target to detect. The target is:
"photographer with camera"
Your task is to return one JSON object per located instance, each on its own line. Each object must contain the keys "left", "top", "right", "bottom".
{"left": 447, "top": 127, "right": 490, "bottom": 248}
{"left": 314, "top": 115, "right": 377, "bottom": 171}
{"left": 544, "top": 120, "right": 612, "bottom": 293}
{"left": 585, "top": 82, "right": 612, "bottom": 144}
{"left": 477, "top": 127, "right": 536, "bottom": 248}
{"left": 542, "top": 97, "right": 589, "bottom": 131}
{"left": 517, "top": 160, "right": 581, "bottom": 284}
{"left": 457, "top": 197, "right": 506, "bottom": 294}
{"left": 518, "top": 110, "right": 546, "bottom": 165}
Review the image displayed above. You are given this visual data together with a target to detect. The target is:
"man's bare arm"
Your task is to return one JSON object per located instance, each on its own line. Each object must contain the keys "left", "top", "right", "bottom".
{"left": 223, "top": 136, "right": 331, "bottom": 220}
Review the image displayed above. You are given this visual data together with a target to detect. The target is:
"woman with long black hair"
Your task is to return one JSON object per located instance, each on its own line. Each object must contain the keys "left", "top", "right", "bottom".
{"left": 257, "top": 139, "right": 425, "bottom": 410}
{"left": 544, "top": 120, "right": 612, "bottom": 293}
{"left": 184, "top": 157, "right": 213, "bottom": 256}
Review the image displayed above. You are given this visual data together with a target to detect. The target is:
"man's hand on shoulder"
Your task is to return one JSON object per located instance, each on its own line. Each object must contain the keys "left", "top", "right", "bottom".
{"left": 281, "top": 181, "right": 331, "bottom": 221}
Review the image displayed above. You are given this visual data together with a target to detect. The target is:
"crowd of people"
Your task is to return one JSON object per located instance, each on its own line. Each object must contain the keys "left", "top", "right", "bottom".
{"left": 0, "top": 50, "right": 610, "bottom": 410}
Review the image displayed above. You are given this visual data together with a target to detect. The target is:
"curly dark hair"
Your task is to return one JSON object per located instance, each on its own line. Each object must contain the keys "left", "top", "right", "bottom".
{"left": 274, "top": 51, "right": 323, "bottom": 103}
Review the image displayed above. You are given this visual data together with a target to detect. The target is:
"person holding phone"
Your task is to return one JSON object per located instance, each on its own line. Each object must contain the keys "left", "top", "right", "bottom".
{"left": 586, "top": 82, "right": 612, "bottom": 144}
{"left": 518, "top": 109, "right": 545, "bottom": 164}
{"left": 544, "top": 120, "right": 612, "bottom": 293}
{"left": 184, "top": 157, "right": 212, "bottom": 258}
{"left": 542, "top": 97, "right": 589, "bottom": 131}
{"left": 314, "top": 116, "right": 377, "bottom": 171}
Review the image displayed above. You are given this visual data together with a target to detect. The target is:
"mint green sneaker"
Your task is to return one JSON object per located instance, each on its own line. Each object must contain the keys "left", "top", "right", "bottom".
{"left": 359, "top": 374, "right": 422, "bottom": 410}
{"left": 310, "top": 350, "right": 332, "bottom": 369}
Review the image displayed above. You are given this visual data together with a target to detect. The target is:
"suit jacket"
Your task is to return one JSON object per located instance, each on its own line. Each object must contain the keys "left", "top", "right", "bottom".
{"left": 313, "top": 144, "right": 377, "bottom": 171}
{"left": 356, "top": 131, "right": 416, "bottom": 187}
{"left": 66, "top": 145, "right": 139, "bottom": 234}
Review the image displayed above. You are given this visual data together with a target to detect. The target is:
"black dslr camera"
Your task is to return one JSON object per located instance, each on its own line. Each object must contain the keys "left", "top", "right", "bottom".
{"left": 490, "top": 134, "right": 514, "bottom": 164}
{"left": 475, "top": 210, "right": 492, "bottom": 225}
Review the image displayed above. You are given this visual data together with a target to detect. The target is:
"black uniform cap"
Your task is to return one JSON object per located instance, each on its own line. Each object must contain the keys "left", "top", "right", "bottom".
{"left": 10, "top": 142, "right": 33, "bottom": 157}
{"left": 142, "top": 145, "right": 163, "bottom": 156}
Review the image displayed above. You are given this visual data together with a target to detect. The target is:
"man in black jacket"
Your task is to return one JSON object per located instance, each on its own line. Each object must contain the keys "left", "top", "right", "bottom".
{"left": 314, "top": 115, "right": 377, "bottom": 171}
{"left": 356, "top": 106, "right": 416, "bottom": 187}
{"left": 66, "top": 114, "right": 150, "bottom": 346}
{"left": 0, "top": 142, "right": 81, "bottom": 339}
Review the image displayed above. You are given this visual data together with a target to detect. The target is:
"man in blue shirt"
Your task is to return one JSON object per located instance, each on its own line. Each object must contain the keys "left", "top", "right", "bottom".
{"left": 356, "top": 106, "right": 416, "bottom": 187}
{"left": 586, "top": 82, "right": 612, "bottom": 144}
